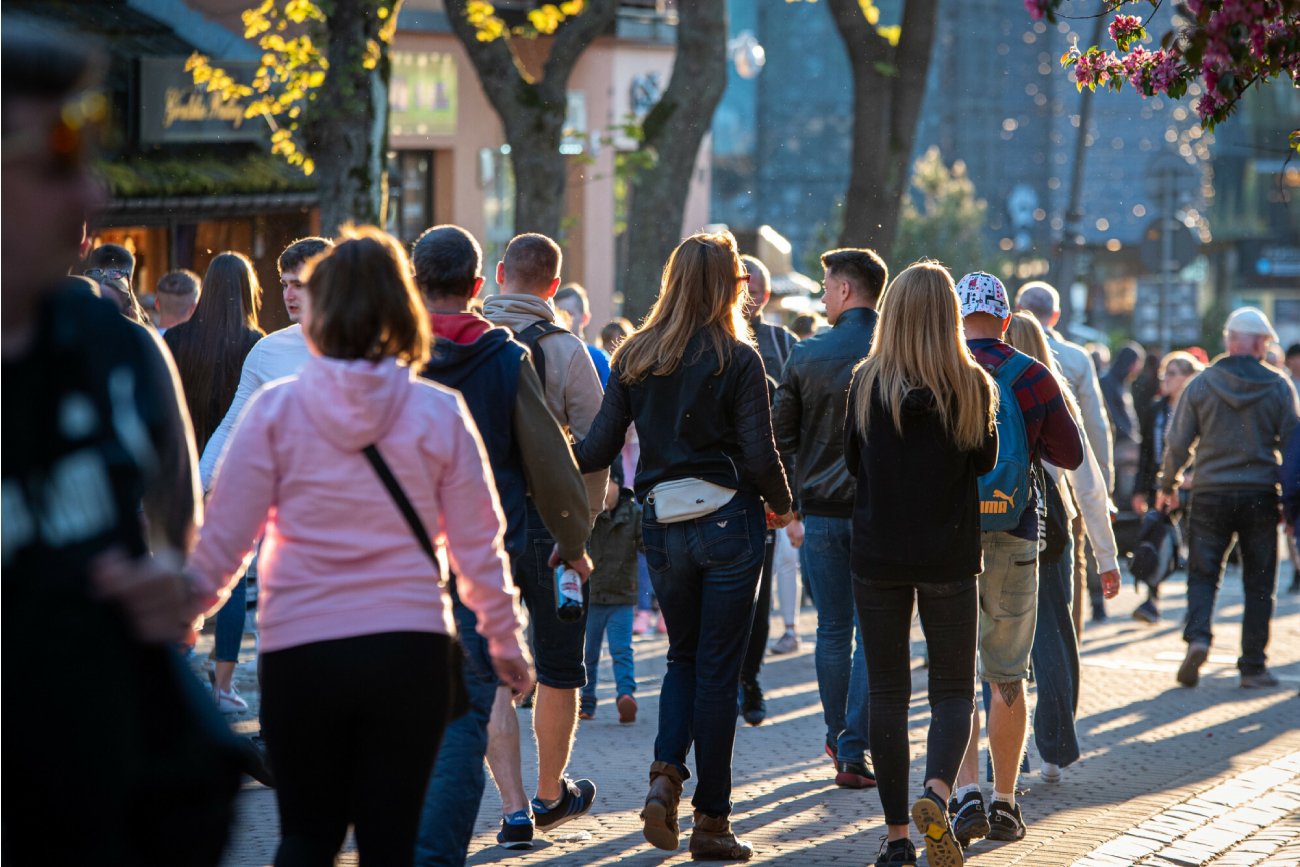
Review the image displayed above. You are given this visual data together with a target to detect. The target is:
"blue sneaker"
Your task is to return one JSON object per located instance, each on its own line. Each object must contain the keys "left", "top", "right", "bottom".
{"left": 531, "top": 777, "right": 597, "bottom": 832}
{"left": 497, "top": 810, "right": 534, "bottom": 850}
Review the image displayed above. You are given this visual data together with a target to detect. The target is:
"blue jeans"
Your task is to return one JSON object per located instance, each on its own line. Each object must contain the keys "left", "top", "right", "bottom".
{"left": 800, "top": 515, "right": 870, "bottom": 763}
{"left": 213, "top": 574, "right": 247, "bottom": 663}
{"left": 642, "top": 493, "right": 766, "bottom": 819}
{"left": 582, "top": 604, "right": 636, "bottom": 712}
{"left": 1185, "top": 490, "right": 1279, "bottom": 673}
{"left": 1031, "top": 534, "right": 1080, "bottom": 767}
{"left": 637, "top": 553, "right": 654, "bottom": 611}
{"left": 415, "top": 589, "right": 499, "bottom": 867}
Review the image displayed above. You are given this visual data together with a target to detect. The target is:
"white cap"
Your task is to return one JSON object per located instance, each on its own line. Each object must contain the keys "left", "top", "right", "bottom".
{"left": 956, "top": 272, "right": 1010, "bottom": 320}
{"left": 1224, "top": 306, "right": 1277, "bottom": 341}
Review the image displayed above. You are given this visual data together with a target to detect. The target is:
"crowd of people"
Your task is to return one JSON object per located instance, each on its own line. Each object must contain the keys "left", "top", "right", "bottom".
{"left": 7, "top": 21, "right": 1300, "bottom": 867}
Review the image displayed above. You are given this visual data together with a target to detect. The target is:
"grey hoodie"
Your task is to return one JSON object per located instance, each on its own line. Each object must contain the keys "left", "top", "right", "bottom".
{"left": 481, "top": 292, "right": 608, "bottom": 522}
{"left": 1159, "top": 354, "right": 1299, "bottom": 494}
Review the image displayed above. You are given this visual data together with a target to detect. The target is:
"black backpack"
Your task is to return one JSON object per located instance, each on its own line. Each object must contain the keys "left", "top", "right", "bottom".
{"left": 514, "top": 319, "right": 569, "bottom": 388}
{"left": 1129, "top": 509, "right": 1182, "bottom": 590}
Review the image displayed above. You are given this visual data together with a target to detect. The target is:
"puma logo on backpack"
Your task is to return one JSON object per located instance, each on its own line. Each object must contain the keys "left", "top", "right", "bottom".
{"left": 978, "top": 352, "right": 1035, "bottom": 532}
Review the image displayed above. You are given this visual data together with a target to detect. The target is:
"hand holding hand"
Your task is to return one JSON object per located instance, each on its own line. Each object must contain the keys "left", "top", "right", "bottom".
{"left": 767, "top": 510, "right": 796, "bottom": 530}
{"left": 785, "top": 519, "right": 804, "bottom": 548}
{"left": 1099, "top": 568, "right": 1121, "bottom": 599}
{"left": 1130, "top": 495, "right": 1149, "bottom": 515}
{"left": 90, "top": 548, "right": 195, "bottom": 645}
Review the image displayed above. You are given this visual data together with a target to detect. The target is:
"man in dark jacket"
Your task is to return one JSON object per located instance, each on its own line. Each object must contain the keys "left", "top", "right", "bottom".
{"left": 411, "top": 224, "right": 591, "bottom": 860}
{"left": 770, "top": 247, "right": 886, "bottom": 789}
{"left": 1101, "top": 342, "right": 1145, "bottom": 502}
{"left": 1158, "top": 307, "right": 1298, "bottom": 690}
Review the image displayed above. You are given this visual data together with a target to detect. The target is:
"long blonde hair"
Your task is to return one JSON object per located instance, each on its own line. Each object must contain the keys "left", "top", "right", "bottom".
{"left": 852, "top": 261, "right": 996, "bottom": 450}
{"left": 613, "top": 230, "right": 753, "bottom": 383}
{"left": 1005, "top": 311, "right": 1082, "bottom": 425}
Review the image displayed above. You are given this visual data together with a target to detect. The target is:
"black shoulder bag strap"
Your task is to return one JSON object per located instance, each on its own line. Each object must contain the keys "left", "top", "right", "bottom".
{"left": 362, "top": 442, "right": 470, "bottom": 718}
{"left": 515, "top": 319, "right": 566, "bottom": 389}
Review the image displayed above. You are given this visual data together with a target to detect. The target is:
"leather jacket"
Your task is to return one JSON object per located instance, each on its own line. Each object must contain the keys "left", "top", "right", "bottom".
{"left": 771, "top": 306, "right": 877, "bottom": 517}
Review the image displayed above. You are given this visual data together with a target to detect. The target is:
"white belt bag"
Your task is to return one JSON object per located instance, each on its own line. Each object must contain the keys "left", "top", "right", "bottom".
{"left": 646, "top": 477, "right": 737, "bottom": 523}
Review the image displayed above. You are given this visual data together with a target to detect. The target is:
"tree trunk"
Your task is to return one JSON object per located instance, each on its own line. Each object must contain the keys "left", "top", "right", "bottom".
{"left": 445, "top": 0, "right": 617, "bottom": 239}
{"left": 306, "top": 0, "right": 397, "bottom": 233}
{"left": 620, "top": 0, "right": 728, "bottom": 320}
{"left": 826, "top": 0, "right": 939, "bottom": 257}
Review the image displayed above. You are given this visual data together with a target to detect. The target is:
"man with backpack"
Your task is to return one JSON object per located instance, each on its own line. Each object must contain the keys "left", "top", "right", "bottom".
{"left": 481, "top": 232, "right": 608, "bottom": 839}
{"left": 411, "top": 224, "right": 593, "bottom": 859}
{"left": 951, "top": 273, "right": 1083, "bottom": 845}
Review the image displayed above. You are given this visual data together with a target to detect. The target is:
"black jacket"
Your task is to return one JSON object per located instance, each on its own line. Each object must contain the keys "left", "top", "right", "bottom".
{"left": 752, "top": 318, "right": 796, "bottom": 381}
{"left": 772, "top": 306, "right": 877, "bottom": 516}
{"left": 844, "top": 378, "right": 998, "bottom": 583}
{"left": 588, "top": 492, "right": 642, "bottom": 605}
{"left": 574, "top": 332, "right": 793, "bottom": 514}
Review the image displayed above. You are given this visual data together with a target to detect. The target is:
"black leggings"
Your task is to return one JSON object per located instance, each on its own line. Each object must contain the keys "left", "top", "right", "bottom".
{"left": 260, "top": 631, "right": 453, "bottom": 867}
{"left": 853, "top": 577, "right": 977, "bottom": 826}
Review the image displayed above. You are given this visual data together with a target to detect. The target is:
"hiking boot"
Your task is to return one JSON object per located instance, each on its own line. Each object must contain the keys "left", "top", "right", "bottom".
{"left": 986, "top": 799, "right": 1026, "bottom": 842}
{"left": 769, "top": 631, "right": 799, "bottom": 655}
{"left": 1240, "top": 669, "right": 1280, "bottom": 689}
{"left": 912, "top": 789, "right": 963, "bottom": 867}
{"left": 738, "top": 678, "right": 766, "bottom": 726}
{"left": 688, "top": 812, "right": 753, "bottom": 861}
{"left": 874, "top": 836, "right": 918, "bottom": 866}
{"left": 617, "top": 694, "right": 638, "bottom": 724}
{"left": 1132, "top": 599, "right": 1160, "bottom": 623}
{"left": 531, "top": 777, "right": 596, "bottom": 832}
{"left": 496, "top": 810, "right": 534, "bottom": 850}
{"left": 834, "top": 757, "right": 877, "bottom": 789}
{"left": 948, "top": 788, "right": 990, "bottom": 847}
{"left": 641, "top": 761, "right": 684, "bottom": 851}
{"left": 1177, "top": 641, "right": 1210, "bottom": 687}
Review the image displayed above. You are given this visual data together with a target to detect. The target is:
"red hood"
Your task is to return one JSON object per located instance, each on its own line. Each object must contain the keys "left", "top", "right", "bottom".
{"left": 431, "top": 311, "right": 493, "bottom": 345}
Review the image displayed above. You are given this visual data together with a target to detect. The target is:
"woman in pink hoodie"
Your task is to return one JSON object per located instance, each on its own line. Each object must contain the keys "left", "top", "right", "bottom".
{"left": 187, "top": 226, "right": 530, "bottom": 867}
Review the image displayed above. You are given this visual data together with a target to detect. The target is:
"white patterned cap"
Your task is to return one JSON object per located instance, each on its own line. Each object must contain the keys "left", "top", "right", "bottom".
{"left": 1224, "top": 307, "right": 1277, "bottom": 341}
{"left": 956, "top": 271, "right": 1010, "bottom": 320}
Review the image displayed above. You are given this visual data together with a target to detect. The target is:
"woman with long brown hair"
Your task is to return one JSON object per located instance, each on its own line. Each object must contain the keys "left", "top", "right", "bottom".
{"left": 845, "top": 261, "right": 998, "bottom": 867}
{"left": 574, "top": 230, "right": 793, "bottom": 861}
{"left": 187, "top": 226, "right": 529, "bottom": 866}
{"left": 165, "top": 251, "right": 264, "bottom": 712}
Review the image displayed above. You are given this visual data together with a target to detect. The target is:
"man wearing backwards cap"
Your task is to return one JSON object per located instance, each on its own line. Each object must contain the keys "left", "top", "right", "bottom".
{"left": 1158, "top": 306, "right": 1299, "bottom": 690}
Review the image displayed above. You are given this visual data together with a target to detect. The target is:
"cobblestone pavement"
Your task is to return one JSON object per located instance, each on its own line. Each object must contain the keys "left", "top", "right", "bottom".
{"left": 217, "top": 565, "right": 1300, "bottom": 866}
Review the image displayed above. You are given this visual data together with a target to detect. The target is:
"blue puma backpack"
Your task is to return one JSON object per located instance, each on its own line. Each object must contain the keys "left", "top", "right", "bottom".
{"left": 978, "top": 351, "right": 1036, "bottom": 532}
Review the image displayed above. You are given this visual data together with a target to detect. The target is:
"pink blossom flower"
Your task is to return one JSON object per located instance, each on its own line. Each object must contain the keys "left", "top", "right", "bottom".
{"left": 1109, "top": 14, "right": 1145, "bottom": 46}
{"left": 1024, "top": 0, "right": 1049, "bottom": 22}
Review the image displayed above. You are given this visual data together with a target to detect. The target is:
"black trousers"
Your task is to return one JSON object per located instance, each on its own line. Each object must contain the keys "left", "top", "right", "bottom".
{"left": 741, "top": 529, "right": 778, "bottom": 683}
{"left": 853, "top": 577, "right": 978, "bottom": 826}
{"left": 260, "top": 631, "right": 453, "bottom": 867}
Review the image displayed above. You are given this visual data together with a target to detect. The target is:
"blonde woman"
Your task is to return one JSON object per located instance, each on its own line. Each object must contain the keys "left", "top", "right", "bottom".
{"left": 845, "top": 262, "right": 998, "bottom": 867}
{"left": 575, "top": 230, "right": 793, "bottom": 861}
{"left": 1004, "top": 312, "right": 1120, "bottom": 784}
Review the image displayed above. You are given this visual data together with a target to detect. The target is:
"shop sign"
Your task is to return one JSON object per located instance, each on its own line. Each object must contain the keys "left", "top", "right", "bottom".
{"left": 390, "top": 51, "right": 457, "bottom": 137}
{"left": 139, "top": 57, "right": 263, "bottom": 145}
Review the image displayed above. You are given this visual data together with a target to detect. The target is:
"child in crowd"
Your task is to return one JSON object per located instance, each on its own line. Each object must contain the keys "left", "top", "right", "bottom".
{"left": 580, "top": 463, "right": 641, "bottom": 723}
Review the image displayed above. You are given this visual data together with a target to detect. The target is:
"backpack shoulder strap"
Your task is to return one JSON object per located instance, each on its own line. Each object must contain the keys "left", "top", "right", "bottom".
{"left": 990, "top": 350, "right": 1036, "bottom": 386}
{"left": 514, "top": 319, "right": 567, "bottom": 390}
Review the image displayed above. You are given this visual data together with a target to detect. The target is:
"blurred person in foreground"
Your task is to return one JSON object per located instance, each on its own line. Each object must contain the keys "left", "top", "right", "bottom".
{"left": 1158, "top": 307, "right": 1298, "bottom": 690}
{"left": 1, "top": 20, "right": 241, "bottom": 864}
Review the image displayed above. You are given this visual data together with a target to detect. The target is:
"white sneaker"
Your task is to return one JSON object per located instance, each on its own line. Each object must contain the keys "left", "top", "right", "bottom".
{"left": 1040, "top": 761, "right": 1062, "bottom": 783}
{"left": 215, "top": 686, "right": 249, "bottom": 714}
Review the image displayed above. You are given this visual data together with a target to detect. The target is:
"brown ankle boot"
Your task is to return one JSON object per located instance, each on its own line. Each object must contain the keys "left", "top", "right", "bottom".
{"left": 641, "top": 761, "right": 684, "bottom": 850}
{"left": 688, "top": 812, "right": 753, "bottom": 861}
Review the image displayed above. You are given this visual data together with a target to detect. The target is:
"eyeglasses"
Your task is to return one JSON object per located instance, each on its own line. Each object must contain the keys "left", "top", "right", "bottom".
{"left": 2, "top": 89, "right": 108, "bottom": 176}
{"left": 737, "top": 273, "right": 751, "bottom": 285}
{"left": 85, "top": 267, "right": 131, "bottom": 283}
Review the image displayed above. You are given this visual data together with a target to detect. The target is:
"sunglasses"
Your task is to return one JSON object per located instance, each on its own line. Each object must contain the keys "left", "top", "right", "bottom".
{"left": 737, "top": 273, "right": 751, "bottom": 285}
{"left": 85, "top": 267, "right": 131, "bottom": 283}
{"left": 2, "top": 89, "right": 108, "bottom": 177}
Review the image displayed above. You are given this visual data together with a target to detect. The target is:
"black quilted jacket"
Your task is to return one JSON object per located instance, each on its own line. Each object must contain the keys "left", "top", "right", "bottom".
{"left": 573, "top": 331, "right": 793, "bottom": 514}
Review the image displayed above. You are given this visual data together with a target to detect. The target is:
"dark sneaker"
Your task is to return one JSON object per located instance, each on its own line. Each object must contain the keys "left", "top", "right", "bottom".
{"left": 948, "top": 788, "right": 990, "bottom": 847}
{"left": 1177, "top": 641, "right": 1210, "bottom": 687}
{"left": 1132, "top": 599, "right": 1160, "bottom": 623}
{"left": 531, "top": 777, "right": 597, "bottom": 832}
{"left": 912, "top": 789, "right": 963, "bottom": 867}
{"left": 1240, "top": 669, "right": 1280, "bottom": 689}
{"left": 824, "top": 739, "right": 837, "bottom": 766}
{"left": 986, "top": 799, "right": 1026, "bottom": 842}
{"left": 834, "top": 757, "right": 877, "bottom": 789}
{"left": 497, "top": 810, "right": 534, "bottom": 850}
{"left": 739, "top": 678, "right": 766, "bottom": 726}
{"left": 874, "top": 836, "right": 918, "bottom": 866}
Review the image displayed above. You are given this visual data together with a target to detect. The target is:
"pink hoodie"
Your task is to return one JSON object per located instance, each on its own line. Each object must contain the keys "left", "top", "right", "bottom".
{"left": 189, "top": 354, "right": 525, "bottom": 658}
